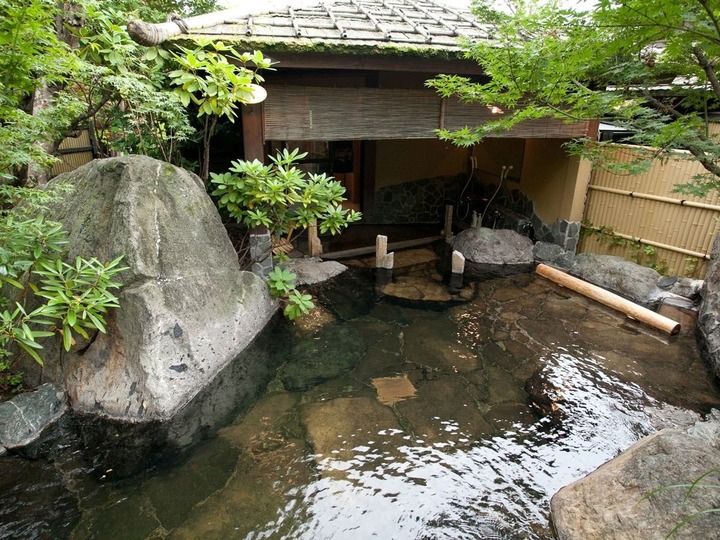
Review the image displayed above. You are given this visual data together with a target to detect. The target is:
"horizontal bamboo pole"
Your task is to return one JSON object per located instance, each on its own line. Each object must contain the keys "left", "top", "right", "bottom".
{"left": 588, "top": 185, "right": 720, "bottom": 212}
{"left": 585, "top": 227, "right": 711, "bottom": 260}
{"left": 536, "top": 263, "right": 680, "bottom": 335}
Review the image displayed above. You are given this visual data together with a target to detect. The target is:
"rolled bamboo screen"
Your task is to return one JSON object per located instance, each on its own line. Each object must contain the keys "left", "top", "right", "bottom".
{"left": 263, "top": 85, "right": 591, "bottom": 141}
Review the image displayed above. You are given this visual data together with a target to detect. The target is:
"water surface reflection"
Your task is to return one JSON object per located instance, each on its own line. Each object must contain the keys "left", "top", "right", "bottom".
{"left": 4, "top": 269, "right": 720, "bottom": 540}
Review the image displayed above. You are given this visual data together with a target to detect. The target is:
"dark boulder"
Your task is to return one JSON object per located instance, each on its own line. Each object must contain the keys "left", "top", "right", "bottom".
{"left": 698, "top": 235, "right": 720, "bottom": 378}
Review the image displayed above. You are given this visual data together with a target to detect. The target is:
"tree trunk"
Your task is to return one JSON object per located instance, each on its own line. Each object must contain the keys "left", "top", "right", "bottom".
{"left": 26, "top": 85, "right": 55, "bottom": 186}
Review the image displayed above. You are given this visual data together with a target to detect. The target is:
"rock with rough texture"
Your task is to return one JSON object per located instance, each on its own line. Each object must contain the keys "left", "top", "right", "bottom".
{"left": 570, "top": 253, "right": 663, "bottom": 307}
{"left": 0, "top": 383, "right": 66, "bottom": 449}
{"left": 551, "top": 411, "right": 720, "bottom": 540}
{"left": 41, "top": 156, "right": 276, "bottom": 422}
{"left": 658, "top": 276, "right": 703, "bottom": 300}
{"left": 533, "top": 241, "right": 575, "bottom": 269}
{"left": 452, "top": 227, "right": 534, "bottom": 278}
{"left": 282, "top": 258, "right": 347, "bottom": 286}
{"left": 698, "top": 235, "right": 720, "bottom": 378}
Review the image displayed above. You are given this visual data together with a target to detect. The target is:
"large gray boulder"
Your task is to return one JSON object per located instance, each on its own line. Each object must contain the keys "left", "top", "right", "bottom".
{"left": 452, "top": 227, "right": 534, "bottom": 278}
{"left": 40, "top": 156, "right": 276, "bottom": 422}
{"left": 570, "top": 253, "right": 663, "bottom": 307}
{"left": 699, "top": 235, "right": 720, "bottom": 378}
{"left": 551, "top": 411, "right": 720, "bottom": 540}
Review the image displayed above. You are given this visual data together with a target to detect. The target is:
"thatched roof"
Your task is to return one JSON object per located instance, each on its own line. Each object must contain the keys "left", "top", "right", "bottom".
{"left": 128, "top": 0, "right": 490, "bottom": 54}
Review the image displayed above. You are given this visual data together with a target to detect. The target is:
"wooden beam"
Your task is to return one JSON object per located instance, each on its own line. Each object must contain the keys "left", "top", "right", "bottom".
{"left": 536, "top": 263, "right": 680, "bottom": 335}
{"left": 266, "top": 52, "right": 485, "bottom": 75}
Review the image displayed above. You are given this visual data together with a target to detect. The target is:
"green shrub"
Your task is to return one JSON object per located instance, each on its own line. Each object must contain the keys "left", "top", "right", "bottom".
{"left": 0, "top": 185, "right": 126, "bottom": 397}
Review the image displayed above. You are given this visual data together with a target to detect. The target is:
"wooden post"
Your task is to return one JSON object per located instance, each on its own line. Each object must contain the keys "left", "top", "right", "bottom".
{"left": 375, "top": 235, "right": 394, "bottom": 269}
{"left": 241, "top": 103, "right": 264, "bottom": 162}
{"left": 308, "top": 220, "right": 323, "bottom": 257}
{"left": 449, "top": 250, "right": 465, "bottom": 291}
{"left": 444, "top": 205, "right": 453, "bottom": 239}
{"left": 451, "top": 250, "right": 466, "bottom": 275}
{"left": 536, "top": 263, "right": 680, "bottom": 335}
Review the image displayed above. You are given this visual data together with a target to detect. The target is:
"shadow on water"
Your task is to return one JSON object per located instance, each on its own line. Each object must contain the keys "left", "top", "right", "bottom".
{"left": 2, "top": 259, "right": 720, "bottom": 540}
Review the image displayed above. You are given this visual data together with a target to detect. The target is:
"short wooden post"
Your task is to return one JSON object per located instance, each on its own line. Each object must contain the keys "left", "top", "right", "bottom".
{"left": 449, "top": 250, "right": 465, "bottom": 291}
{"left": 375, "top": 234, "right": 394, "bottom": 290}
{"left": 308, "top": 221, "right": 323, "bottom": 257}
{"left": 375, "top": 235, "right": 394, "bottom": 270}
{"left": 444, "top": 205, "right": 454, "bottom": 239}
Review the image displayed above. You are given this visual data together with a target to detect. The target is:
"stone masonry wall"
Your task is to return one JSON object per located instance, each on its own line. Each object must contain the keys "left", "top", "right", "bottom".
{"left": 362, "top": 175, "right": 464, "bottom": 224}
{"left": 362, "top": 176, "right": 581, "bottom": 254}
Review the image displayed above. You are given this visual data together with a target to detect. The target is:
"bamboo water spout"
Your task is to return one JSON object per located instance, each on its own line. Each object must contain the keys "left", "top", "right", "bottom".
{"left": 536, "top": 263, "right": 680, "bottom": 335}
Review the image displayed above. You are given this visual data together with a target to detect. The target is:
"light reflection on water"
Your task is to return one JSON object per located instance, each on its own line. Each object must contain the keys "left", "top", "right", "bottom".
{"left": 3, "top": 270, "right": 719, "bottom": 540}
{"left": 249, "top": 346, "right": 659, "bottom": 540}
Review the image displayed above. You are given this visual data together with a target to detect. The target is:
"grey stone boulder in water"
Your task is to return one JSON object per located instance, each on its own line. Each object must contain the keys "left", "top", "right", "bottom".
{"left": 41, "top": 156, "right": 276, "bottom": 422}
{"left": 699, "top": 234, "right": 720, "bottom": 378}
{"left": 0, "top": 383, "right": 66, "bottom": 450}
{"left": 570, "top": 253, "right": 664, "bottom": 307}
{"left": 452, "top": 227, "right": 534, "bottom": 278}
{"left": 551, "top": 411, "right": 720, "bottom": 540}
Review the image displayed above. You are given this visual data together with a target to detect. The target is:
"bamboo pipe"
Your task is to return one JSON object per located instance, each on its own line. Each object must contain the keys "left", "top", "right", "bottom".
{"left": 536, "top": 263, "right": 680, "bottom": 335}
{"left": 588, "top": 185, "right": 720, "bottom": 212}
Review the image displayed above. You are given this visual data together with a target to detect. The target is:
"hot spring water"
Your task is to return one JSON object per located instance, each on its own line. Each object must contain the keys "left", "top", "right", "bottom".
{"left": 2, "top": 264, "right": 719, "bottom": 539}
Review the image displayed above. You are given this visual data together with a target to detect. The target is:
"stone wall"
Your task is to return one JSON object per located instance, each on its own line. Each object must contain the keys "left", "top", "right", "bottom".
{"left": 363, "top": 175, "right": 464, "bottom": 224}
{"left": 363, "top": 176, "right": 581, "bottom": 254}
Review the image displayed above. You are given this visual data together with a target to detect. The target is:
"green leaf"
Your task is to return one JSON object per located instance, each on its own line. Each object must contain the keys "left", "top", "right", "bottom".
{"left": 18, "top": 341, "right": 43, "bottom": 366}
{"left": 62, "top": 325, "right": 73, "bottom": 352}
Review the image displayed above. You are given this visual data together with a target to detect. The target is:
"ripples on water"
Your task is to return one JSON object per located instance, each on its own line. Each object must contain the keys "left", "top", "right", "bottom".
{"left": 248, "top": 345, "right": 659, "bottom": 540}
{"left": 2, "top": 270, "right": 719, "bottom": 540}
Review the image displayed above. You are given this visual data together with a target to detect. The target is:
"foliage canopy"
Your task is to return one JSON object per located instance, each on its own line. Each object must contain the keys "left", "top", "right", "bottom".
{"left": 428, "top": 0, "right": 720, "bottom": 195}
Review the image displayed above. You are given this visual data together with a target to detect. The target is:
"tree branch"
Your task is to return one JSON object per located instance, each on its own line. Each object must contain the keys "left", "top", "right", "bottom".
{"left": 66, "top": 90, "right": 114, "bottom": 132}
{"left": 692, "top": 46, "right": 720, "bottom": 101}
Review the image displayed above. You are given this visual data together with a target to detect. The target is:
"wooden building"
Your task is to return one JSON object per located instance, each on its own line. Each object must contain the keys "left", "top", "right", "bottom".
{"left": 129, "top": 0, "right": 594, "bottom": 249}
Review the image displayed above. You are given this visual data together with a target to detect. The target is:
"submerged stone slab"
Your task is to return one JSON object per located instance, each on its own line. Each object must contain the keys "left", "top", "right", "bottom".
{"left": 371, "top": 375, "right": 417, "bottom": 405}
{"left": 382, "top": 274, "right": 454, "bottom": 302}
{"left": 395, "top": 378, "right": 493, "bottom": 442}
{"left": 279, "top": 324, "right": 367, "bottom": 391}
{"left": 551, "top": 411, "right": 720, "bottom": 540}
{"left": 301, "top": 396, "right": 401, "bottom": 461}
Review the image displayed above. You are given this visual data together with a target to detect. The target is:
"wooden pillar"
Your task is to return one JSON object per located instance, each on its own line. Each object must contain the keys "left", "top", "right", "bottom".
{"left": 444, "top": 205, "right": 454, "bottom": 239}
{"left": 242, "top": 103, "right": 271, "bottom": 274}
{"left": 308, "top": 221, "right": 323, "bottom": 257}
{"left": 241, "top": 103, "right": 265, "bottom": 162}
{"left": 449, "top": 250, "right": 465, "bottom": 291}
{"left": 375, "top": 235, "right": 394, "bottom": 270}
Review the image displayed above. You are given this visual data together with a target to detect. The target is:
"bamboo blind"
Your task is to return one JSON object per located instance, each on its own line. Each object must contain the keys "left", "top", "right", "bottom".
{"left": 579, "top": 145, "right": 720, "bottom": 278}
{"left": 263, "top": 85, "right": 590, "bottom": 141}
